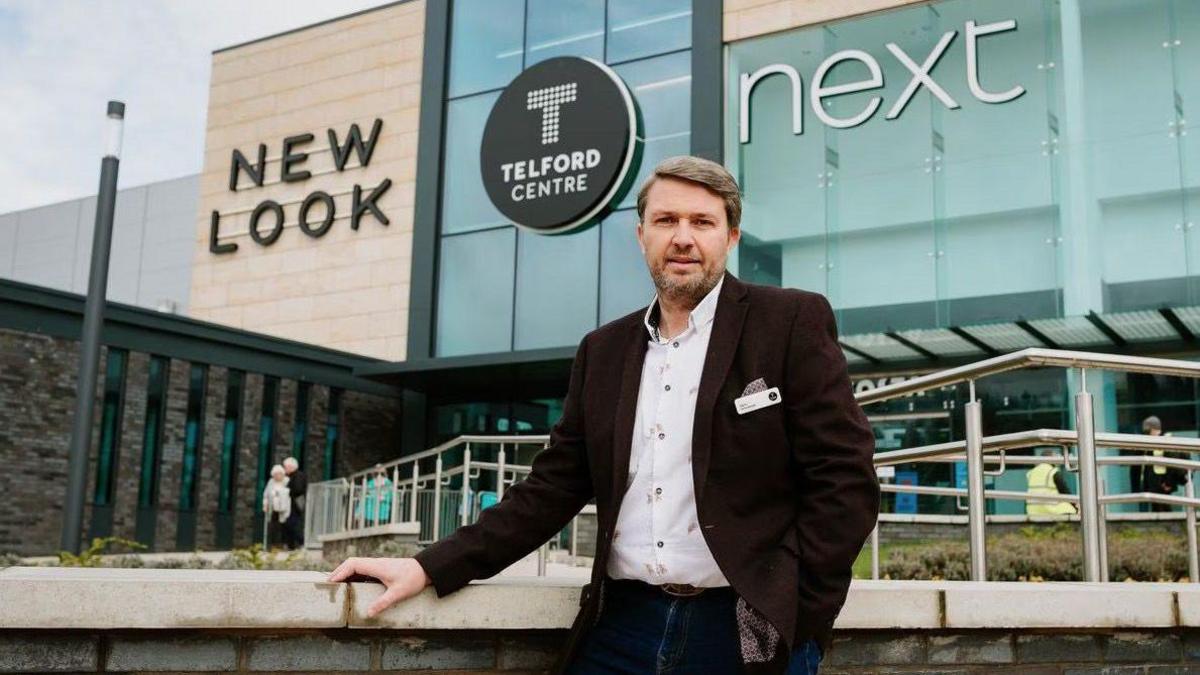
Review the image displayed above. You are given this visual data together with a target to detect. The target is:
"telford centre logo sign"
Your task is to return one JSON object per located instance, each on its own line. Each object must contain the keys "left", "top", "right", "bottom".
{"left": 480, "top": 56, "right": 642, "bottom": 235}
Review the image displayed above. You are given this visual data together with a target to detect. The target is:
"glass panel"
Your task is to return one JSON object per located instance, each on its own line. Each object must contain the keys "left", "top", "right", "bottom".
{"left": 1084, "top": 0, "right": 1189, "bottom": 305}
{"left": 138, "top": 356, "right": 170, "bottom": 508}
{"left": 514, "top": 225, "right": 600, "bottom": 350}
{"left": 613, "top": 50, "right": 692, "bottom": 210}
{"left": 442, "top": 92, "right": 509, "bottom": 235}
{"left": 600, "top": 208, "right": 656, "bottom": 323}
{"left": 93, "top": 349, "right": 127, "bottom": 507}
{"left": 727, "top": 28, "right": 828, "bottom": 295}
{"left": 292, "top": 382, "right": 310, "bottom": 469}
{"left": 323, "top": 388, "right": 342, "bottom": 481}
{"left": 436, "top": 228, "right": 517, "bottom": 356}
{"left": 606, "top": 0, "right": 691, "bottom": 64}
{"left": 256, "top": 376, "right": 279, "bottom": 500}
{"left": 218, "top": 370, "right": 244, "bottom": 513}
{"left": 526, "top": 0, "right": 604, "bottom": 66}
{"left": 936, "top": 0, "right": 1059, "bottom": 322}
{"left": 178, "top": 364, "right": 207, "bottom": 511}
{"left": 449, "top": 0, "right": 525, "bottom": 98}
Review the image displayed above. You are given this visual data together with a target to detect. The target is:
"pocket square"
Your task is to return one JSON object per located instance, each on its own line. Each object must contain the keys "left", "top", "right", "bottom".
{"left": 741, "top": 378, "right": 768, "bottom": 396}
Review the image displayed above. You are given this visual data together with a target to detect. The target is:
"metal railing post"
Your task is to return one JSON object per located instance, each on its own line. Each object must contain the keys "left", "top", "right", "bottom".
{"left": 433, "top": 456, "right": 443, "bottom": 542}
{"left": 964, "top": 385, "right": 987, "bottom": 581}
{"left": 497, "top": 446, "right": 507, "bottom": 501}
{"left": 538, "top": 542, "right": 547, "bottom": 577}
{"left": 1075, "top": 369, "right": 1103, "bottom": 582}
{"left": 1098, "top": 479, "right": 1109, "bottom": 582}
{"left": 571, "top": 514, "right": 579, "bottom": 558}
{"left": 390, "top": 465, "right": 400, "bottom": 524}
{"left": 1188, "top": 473, "right": 1198, "bottom": 583}
{"left": 410, "top": 462, "right": 420, "bottom": 523}
{"left": 462, "top": 446, "right": 473, "bottom": 527}
{"left": 870, "top": 522, "right": 880, "bottom": 580}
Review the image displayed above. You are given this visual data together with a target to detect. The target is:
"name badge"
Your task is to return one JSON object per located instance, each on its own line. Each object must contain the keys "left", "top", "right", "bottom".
{"left": 735, "top": 387, "right": 782, "bottom": 415}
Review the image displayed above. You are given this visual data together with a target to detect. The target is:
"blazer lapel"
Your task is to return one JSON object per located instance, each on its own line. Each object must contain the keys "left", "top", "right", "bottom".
{"left": 692, "top": 272, "right": 749, "bottom": 506}
{"left": 610, "top": 320, "right": 650, "bottom": 511}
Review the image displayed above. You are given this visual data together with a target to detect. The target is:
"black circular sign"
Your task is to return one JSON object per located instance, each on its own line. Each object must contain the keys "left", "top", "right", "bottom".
{"left": 481, "top": 56, "right": 642, "bottom": 235}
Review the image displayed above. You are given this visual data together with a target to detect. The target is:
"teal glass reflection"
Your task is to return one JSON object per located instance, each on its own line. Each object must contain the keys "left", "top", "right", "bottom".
{"left": 607, "top": 0, "right": 691, "bottom": 64}
{"left": 600, "top": 208, "right": 655, "bottom": 323}
{"left": 526, "top": 0, "right": 604, "bottom": 66}
{"left": 436, "top": 228, "right": 517, "bottom": 356}
{"left": 449, "top": 0, "right": 525, "bottom": 98}
{"left": 93, "top": 349, "right": 127, "bottom": 507}
{"left": 178, "top": 363, "right": 207, "bottom": 511}
{"left": 218, "top": 370, "right": 243, "bottom": 513}
{"left": 514, "top": 225, "right": 600, "bottom": 350}
{"left": 613, "top": 51, "right": 692, "bottom": 209}
{"left": 442, "top": 92, "right": 508, "bottom": 235}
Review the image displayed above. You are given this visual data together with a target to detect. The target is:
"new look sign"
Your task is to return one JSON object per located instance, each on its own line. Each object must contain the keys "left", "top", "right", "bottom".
{"left": 480, "top": 57, "right": 642, "bottom": 235}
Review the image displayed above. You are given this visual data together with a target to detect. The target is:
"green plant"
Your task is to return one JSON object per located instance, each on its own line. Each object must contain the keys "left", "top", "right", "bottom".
{"left": 58, "top": 537, "right": 146, "bottom": 567}
{"left": 0, "top": 552, "right": 22, "bottom": 568}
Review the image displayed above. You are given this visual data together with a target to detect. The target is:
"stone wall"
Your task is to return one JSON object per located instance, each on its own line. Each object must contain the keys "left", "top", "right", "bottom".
{"left": 190, "top": 0, "right": 424, "bottom": 361}
{"left": 4, "top": 568, "right": 1200, "bottom": 674}
{"left": 0, "top": 328, "right": 401, "bottom": 556}
{"left": 724, "top": 0, "right": 931, "bottom": 42}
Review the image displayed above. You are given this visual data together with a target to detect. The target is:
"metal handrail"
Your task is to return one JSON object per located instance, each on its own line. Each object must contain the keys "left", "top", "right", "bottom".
{"left": 855, "top": 347, "right": 1200, "bottom": 405}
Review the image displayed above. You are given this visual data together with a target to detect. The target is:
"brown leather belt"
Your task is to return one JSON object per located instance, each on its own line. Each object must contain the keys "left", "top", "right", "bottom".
{"left": 659, "top": 582, "right": 707, "bottom": 597}
{"left": 610, "top": 578, "right": 715, "bottom": 598}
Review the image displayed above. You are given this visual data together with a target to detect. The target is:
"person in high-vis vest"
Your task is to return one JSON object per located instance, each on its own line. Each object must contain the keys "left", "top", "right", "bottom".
{"left": 1140, "top": 415, "right": 1187, "bottom": 513}
{"left": 1026, "top": 447, "right": 1076, "bottom": 515}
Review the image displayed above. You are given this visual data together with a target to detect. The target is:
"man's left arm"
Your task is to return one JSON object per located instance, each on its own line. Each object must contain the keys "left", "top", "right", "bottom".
{"left": 783, "top": 293, "right": 880, "bottom": 617}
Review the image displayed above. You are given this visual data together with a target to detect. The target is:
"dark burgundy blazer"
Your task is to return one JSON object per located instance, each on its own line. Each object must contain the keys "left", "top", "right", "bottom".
{"left": 415, "top": 271, "right": 880, "bottom": 672}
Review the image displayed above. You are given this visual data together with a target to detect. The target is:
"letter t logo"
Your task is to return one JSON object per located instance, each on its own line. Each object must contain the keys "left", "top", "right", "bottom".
{"left": 527, "top": 82, "right": 578, "bottom": 145}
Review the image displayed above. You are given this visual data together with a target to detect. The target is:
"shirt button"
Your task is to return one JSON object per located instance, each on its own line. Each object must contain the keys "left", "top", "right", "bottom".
{"left": 664, "top": 384, "right": 671, "bottom": 391}
{"left": 655, "top": 487, "right": 662, "bottom": 495}
{"left": 673, "top": 341, "right": 680, "bottom": 348}
{"left": 656, "top": 541, "right": 664, "bottom": 548}
{"left": 658, "top": 432, "right": 665, "bottom": 440}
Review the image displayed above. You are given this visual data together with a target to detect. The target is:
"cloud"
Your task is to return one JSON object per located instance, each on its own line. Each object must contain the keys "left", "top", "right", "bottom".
{"left": 0, "top": 0, "right": 394, "bottom": 213}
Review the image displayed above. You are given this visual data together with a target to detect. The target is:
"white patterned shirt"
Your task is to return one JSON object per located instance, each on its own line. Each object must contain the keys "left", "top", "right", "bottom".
{"left": 606, "top": 277, "right": 730, "bottom": 587}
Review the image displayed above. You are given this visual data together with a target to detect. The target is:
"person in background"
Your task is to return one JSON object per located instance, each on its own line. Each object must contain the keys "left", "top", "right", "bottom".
{"left": 283, "top": 457, "right": 307, "bottom": 549}
{"left": 261, "top": 464, "right": 291, "bottom": 549}
{"left": 1025, "top": 447, "right": 1076, "bottom": 515}
{"left": 1141, "top": 415, "right": 1187, "bottom": 513}
{"left": 358, "top": 464, "right": 393, "bottom": 526}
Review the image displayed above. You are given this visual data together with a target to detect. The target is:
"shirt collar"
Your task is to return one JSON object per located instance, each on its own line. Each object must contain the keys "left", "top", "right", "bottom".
{"left": 643, "top": 276, "right": 725, "bottom": 342}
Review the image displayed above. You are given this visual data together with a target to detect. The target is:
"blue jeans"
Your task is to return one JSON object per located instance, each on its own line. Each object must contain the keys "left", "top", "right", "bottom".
{"left": 566, "top": 579, "right": 823, "bottom": 674}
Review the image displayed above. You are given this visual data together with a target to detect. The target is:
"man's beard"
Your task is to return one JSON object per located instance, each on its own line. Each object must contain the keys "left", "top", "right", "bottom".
{"left": 649, "top": 259, "right": 723, "bottom": 308}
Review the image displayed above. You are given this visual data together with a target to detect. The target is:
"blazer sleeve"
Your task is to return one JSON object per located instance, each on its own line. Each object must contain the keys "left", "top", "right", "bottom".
{"left": 414, "top": 336, "right": 596, "bottom": 596}
{"left": 783, "top": 293, "right": 880, "bottom": 620}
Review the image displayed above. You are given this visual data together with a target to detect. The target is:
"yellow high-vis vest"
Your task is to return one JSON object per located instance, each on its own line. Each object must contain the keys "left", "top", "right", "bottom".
{"left": 1026, "top": 462, "right": 1076, "bottom": 515}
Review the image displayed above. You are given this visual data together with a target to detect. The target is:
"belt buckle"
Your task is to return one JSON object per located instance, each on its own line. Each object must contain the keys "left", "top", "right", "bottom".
{"left": 660, "top": 583, "right": 705, "bottom": 597}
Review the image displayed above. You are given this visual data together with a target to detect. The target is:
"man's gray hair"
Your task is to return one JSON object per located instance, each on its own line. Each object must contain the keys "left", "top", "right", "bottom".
{"left": 283, "top": 457, "right": 299, "bottom": 470}
{"left": 636, "top": 155, "right": 742, "bottom": 229}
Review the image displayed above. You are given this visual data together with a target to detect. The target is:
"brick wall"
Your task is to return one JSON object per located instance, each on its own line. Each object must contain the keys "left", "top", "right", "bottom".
{"left": 0, "top": 327, "right": 401, "bottom": 556}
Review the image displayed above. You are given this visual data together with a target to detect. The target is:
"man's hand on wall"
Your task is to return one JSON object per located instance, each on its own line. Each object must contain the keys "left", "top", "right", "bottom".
{"left": 327, "top": 557, "right": 432, "bottom": 617}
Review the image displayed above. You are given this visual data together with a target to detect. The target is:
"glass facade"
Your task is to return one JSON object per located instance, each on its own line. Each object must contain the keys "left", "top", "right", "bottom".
{"left": 324, "top": 388, "right": 342, "bottom": 481}
{"left": 292, "top": 382, "right": 310, "bottom": 469}
{"left": 137, "top": 356, "right": 170, "bottom": 509}
{"left": 93, "top": 349, "right": 127, "bottom": 508}
{"left": 435, "top": 0, "right": 693, "bottom": 357}
{"left": 725, "top": 0, "right": 1198, "bottom": 334}
{"left": 218, "top": 370, "right": 245, "bottom": 516}
{"left": 178, "top": 363, "right": 207, "bottom": 511}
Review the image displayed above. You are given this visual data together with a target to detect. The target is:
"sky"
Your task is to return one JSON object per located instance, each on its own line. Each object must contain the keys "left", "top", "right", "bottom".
{"left": 0, "top": 0, "right": 395, "bottom": 214}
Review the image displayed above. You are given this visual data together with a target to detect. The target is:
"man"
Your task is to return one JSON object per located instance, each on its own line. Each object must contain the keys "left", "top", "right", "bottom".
{"left": 282, "top": 457, "right": 307, "bottom": 549}
{"left": 1140, "top": 416, "right": 1186, "bottom": 513}
{"left": 329, "top": 156, "right": 880, "bottom": 673}
{"left": 1025, "top": 447, "right": 1076, "bottom": 515}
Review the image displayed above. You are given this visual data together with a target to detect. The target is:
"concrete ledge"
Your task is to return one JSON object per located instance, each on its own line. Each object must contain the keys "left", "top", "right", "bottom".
{"left": 350, "top": 576, "right": 586, "bottom": 630}
{"left": 943, "top": 582, "right": 1176, "bottom": 628}
{"left": 1, "top": 567, "right": 1198, "bottom": 633}
{"left": 0, "top": 567, "right": 346, "bottom": 629}
{"left": 318, "top": 522, "right": 421, "bottom": 543}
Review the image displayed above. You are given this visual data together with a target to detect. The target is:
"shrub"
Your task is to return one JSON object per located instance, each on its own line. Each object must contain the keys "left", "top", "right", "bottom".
{"left": 880, "top": 528, "right": 1188, "bottom": 582}
{"left": 58, "top": 537, "right": 146, "bottom": 567}
{"left": 0, "top": 552, "right": 22, "bottom": 568}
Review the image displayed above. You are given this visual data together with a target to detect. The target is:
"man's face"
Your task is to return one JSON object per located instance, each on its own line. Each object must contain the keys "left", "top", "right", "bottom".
{"left": 637, "top": 177, "right": 740, "bottom": 305}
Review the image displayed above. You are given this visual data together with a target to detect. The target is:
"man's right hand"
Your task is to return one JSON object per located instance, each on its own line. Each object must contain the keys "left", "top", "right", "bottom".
{"left": 327, "top": 557, "right": 432, "bottom": 618}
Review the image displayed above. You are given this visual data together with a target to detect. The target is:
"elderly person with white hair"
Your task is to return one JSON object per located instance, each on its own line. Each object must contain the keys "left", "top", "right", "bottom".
{"left": 282, "top": 456, "right": 308, "bottom": 548}
{"left": 261, "top": 464, "right": 291, "bottom": 549}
